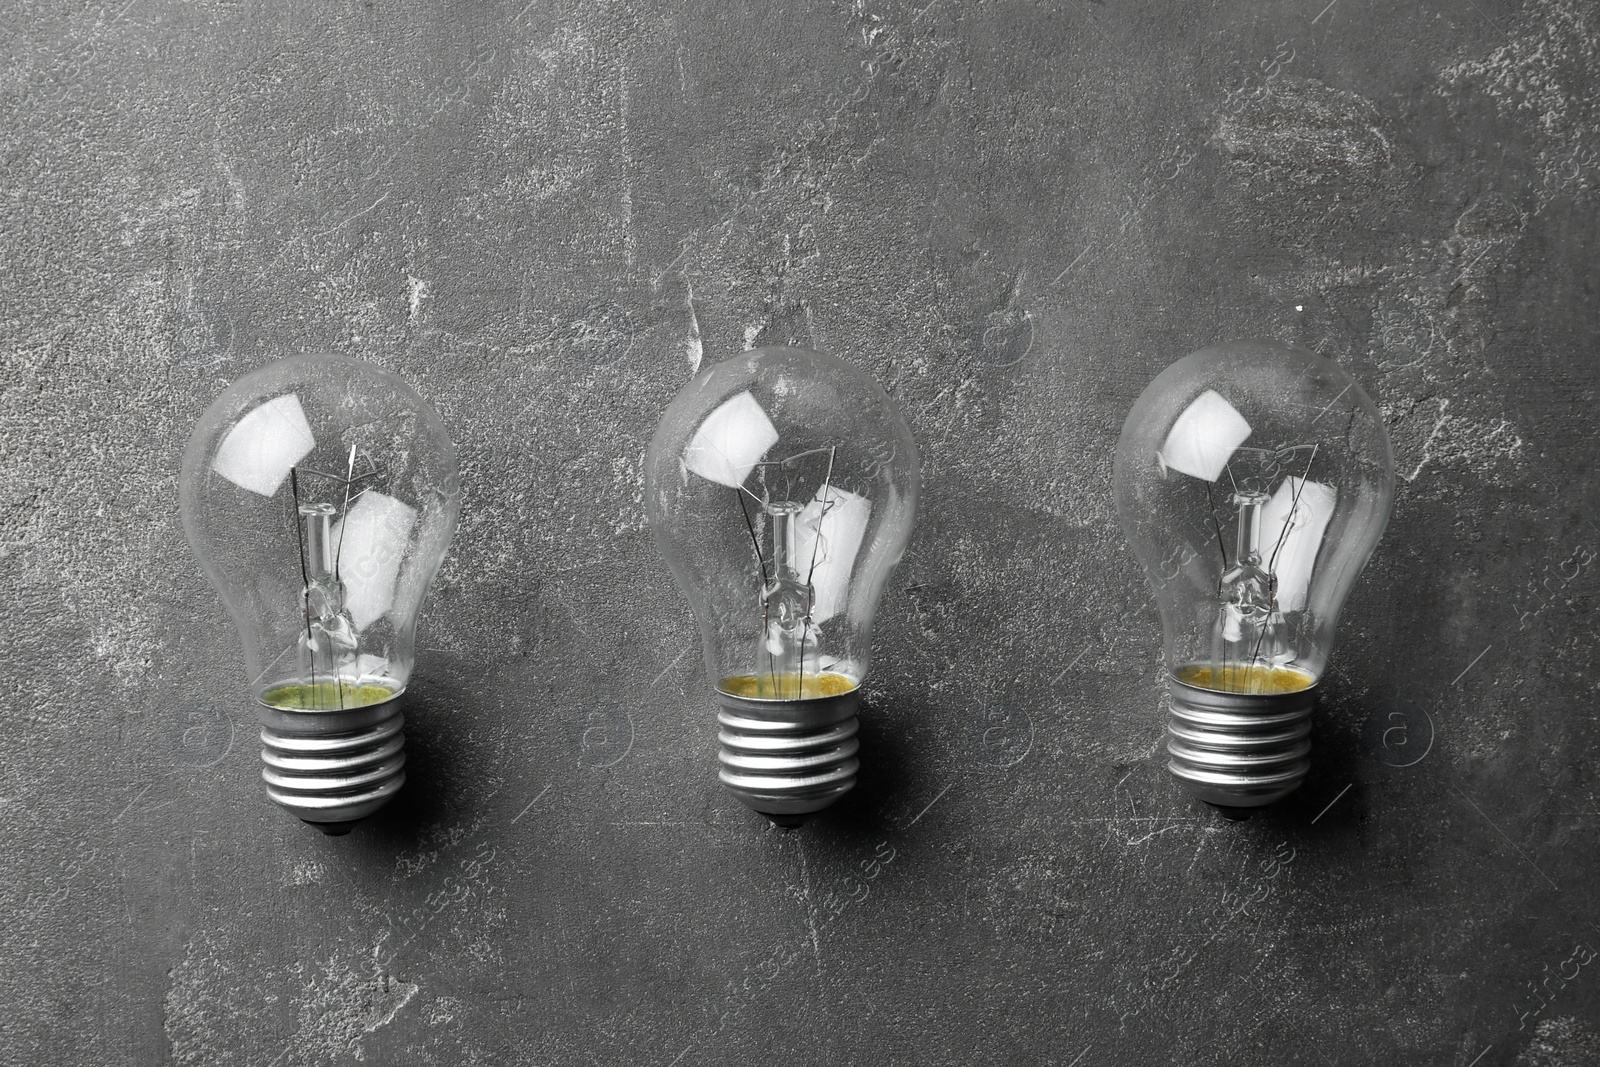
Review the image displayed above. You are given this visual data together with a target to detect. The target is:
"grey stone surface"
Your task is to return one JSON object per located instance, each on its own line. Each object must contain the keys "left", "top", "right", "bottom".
{"left": 4, "top": 0, "right": 1599, "bottom": 1063}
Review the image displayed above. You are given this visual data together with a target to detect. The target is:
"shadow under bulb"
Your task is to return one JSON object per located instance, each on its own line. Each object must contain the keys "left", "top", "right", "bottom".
{"left": 179, "top": 354, "right": 461, "bottom": 834}
{"left": 645, "top": 346, "right": 920, "bottom": 828}
{"left": 1113, "top": 340, "right": 1394, "bottom": 815}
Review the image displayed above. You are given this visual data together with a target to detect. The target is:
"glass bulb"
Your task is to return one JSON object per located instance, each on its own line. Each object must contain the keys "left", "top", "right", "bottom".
{"left": 179, "top": 354, "right": 461, "bottom": 832}
{"left": 1113, "top": 340, "right": 1394, "bottom": 810}
{"left": 645, "top": 346, "right": 919, "bottom": 825}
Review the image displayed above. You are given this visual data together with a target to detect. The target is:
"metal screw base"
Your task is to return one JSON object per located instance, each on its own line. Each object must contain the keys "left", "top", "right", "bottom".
{"left": 1166, "top": 671, "right": 1316, "bottom": 809}
{"left": 256, "top": 691, "right": 407, "bottom": 834}
{"left": 715, "top": 688, "right": 861, "bottom": 827}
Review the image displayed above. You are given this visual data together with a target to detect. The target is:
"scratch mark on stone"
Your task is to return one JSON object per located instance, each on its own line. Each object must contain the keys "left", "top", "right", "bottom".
{"left": 907, "top": 783, "right": 952, "bottom": 827}
{"left": 1466, "top": 1045, "right": 1493, "bottom": 1067}
{"left": 652, "top": 242, "right": 693, "bottom": 287}
{"left": 107, "top": 0, "right": 141, "bottom": 28}
{"left": 1311, "top": 0, "right": 1339, "bottom": 23}
{"left": 1311, "top": 782, "right": 1352, "bottom": 824}
{"left": 511, "top": 784, "right": 551, "bottom": 824}
{"left": 1451, "top": 240, "right": 1498, "bottom": 288}
{"left": 113, "top": 782, "right": 152, "bottom": 822}
{"left": 1066, "top": 1044, "right": 1093, "bottom": 1067}
{"left": 314, "top": 193, "right": 390, "bottom": 239}
{"left": 1186, "top": 833, "right": 1212, "bottom": 875}
{"left": 1051, "top": 243, "right": 1097, "bottom": 286}
{"left": 650, "top": 646, "right": 693, "bottom": 687}
{"left": 1451, "top": 644, "right": 1493, "bottom": 685}
{"left": 668, "top": 1047, "right": 693, "bottom": 1067}
{"left": 796, "top": 840, "right": 823, "bottom": 977}
{"left": 1051, "top": 643, "right": 1093, "bottom": 684}
{"left": 1464, "top": 0, "right": 1512, "bottom": 42}
{"left": 918, "top": 387, "right": 953, "bottom": 421}
{"left": 1311, "top": 383, "right": 1351, "bottom": 423}
{"left": 1127, "top": 824, "right": 1183, "bottom": 846}
{"left": 1451, "top": 785, "right": 1560, "bottom": 891}
{"left": 1403, "top": 398, "right": 1450, "bottom": 482}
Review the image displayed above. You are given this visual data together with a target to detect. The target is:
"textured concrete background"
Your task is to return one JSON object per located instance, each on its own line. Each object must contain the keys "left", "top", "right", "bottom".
{"left": 4, "top": 0, "right": 1599, "bottom": 1063}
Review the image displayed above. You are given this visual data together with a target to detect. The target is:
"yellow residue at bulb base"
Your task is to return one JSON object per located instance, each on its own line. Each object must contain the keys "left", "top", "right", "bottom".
{"left": 260, "top": 679, "right": 401, "bottom": 711}
{"left": 718, "top": 672, "right": 859, "bottom": 700}
{"left": 1175, "top": 663, "right": 1317, "bottom": 695}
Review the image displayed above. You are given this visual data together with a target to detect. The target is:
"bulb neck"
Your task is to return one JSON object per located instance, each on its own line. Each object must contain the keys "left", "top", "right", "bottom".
{"left": 1165, "top": 669, "right": 1315, "bottom": 810}
{"left": 256, "top": 688, "right": 407, "bottom": 834}
{"left": 714, "top": 686, "right": 861, "bottom": 827}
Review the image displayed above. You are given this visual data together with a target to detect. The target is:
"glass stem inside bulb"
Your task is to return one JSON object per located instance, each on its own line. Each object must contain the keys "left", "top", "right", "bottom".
{"left": 298, "top": 501, "right": 359, "bottom": 709}
{"left": 1210, "top": 491, "right": 1285, "bottom": 693}
{"left": 759, "top": 500, "right": 815, "bottom": 699}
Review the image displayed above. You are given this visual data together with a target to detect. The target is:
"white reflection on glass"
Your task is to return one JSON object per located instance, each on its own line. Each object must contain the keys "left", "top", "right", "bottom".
{"left": 211, "top": 393, "right": 316, "bottom": 497}
{"left": 683, "top": 389, "right": 780, "bottom": 489}
{"left": 794, "top": 484, "right": 872, "bottom": 626}
{"left": 1259, "top": 476, "right": 1336, "bottom": 613}
{"left": 333, "top": 489, "right": 419, "bottom": 632}
{"left": 1158, "top": 388, "right": 1252, "bottom": 482}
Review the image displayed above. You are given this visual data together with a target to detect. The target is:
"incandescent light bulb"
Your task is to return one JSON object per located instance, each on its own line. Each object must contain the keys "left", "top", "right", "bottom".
{"left": 645, "top": 346, "right": 920, "bottom": 827}
{"left": 180, "top": 354, "right": 461, "bottom": 834}
{"left": 1113, "top": 340, "right": 1394, "bottom": 812}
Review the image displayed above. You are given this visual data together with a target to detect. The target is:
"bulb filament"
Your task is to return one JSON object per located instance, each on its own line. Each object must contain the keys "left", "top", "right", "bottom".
{"left": 1201, "top": 445, "right": 1322, "bottom": 693}
{"left": 285, "top": 449, "right": 382, "bottom": 711}
{"left": 1207, "top": 489, "right": 1288, "bottom": 691}
{"left": 735, "top": 446, "right": 840, "bottom": 700}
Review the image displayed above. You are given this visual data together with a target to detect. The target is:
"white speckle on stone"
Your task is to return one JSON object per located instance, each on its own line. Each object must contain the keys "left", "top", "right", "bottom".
{"left": 1439, "top": 0, "right": 1600, "bottom": 208}
{"left": 294, "top": 955, "right": 419, "bottom": 1061}
{"left": 286, "top": 860, "right": 326, "bottom": 887}
{"left": 406, "top": 275, "right": 429, "bottom": 322}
